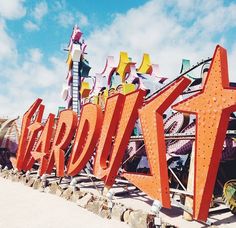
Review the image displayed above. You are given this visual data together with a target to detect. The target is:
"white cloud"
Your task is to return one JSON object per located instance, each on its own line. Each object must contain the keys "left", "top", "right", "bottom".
{"left": 56, "top": 11, "right": 89, "bottom": 28}
{"left": 1, "top": 0, "right": 236, "bottom": 119}
{"left": 52, "top": 0, "right": 66, "bottom": 11}
{"left": 23, "top": 2, "right": 48, "bottom": 32}
{"left": 86, "top": 0, "right": 236, "bottom": 83}
{"left": 0, "top": 50, "right": 67, "bottom": 117}
{"left": 32, "top": 1, "right": 48, "bottom": 21}
{"left": 24, "top": 20, "right": 39, "bottom": 31}
{"left": 0, "top": 0, "right": 26, "bottom": 19}
{"left": 78, "top": 12, "right": 89, "bottom": 27}
{"left": 0, "top": 1, "right": 65, "bottom": 118}
{"left": 28, "top": 48, "right": 43, "bottom": 62}
{"left": 0, "top": 19, "right": 17, "bottom": 61}
{"left": 56, "top": 11, "right": 74, "bottom": 28}
{"left": 228, "top": 43, "right": 236, "bottom": 83}
{"left": 188, "top": 3, "right": 236, "bottom": 39}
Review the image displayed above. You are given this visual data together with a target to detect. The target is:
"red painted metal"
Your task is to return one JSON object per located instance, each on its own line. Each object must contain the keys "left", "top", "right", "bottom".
{"left": 173, "top": 45, "right": 236, "bottom": 221}
{"left": 16, "top": 98, "right": 42, "bottom": 170}
{"left": 67, "top": 104, "right": 103, "bottom": 176}
{"left": 123, "top": 77, "right": 191, "bottom": 208}
{"left": 21, "top": 104, "right": 44, "bottom": 170}
{"left": 93, "top": 90, "right": 145, "bottom": 187}
{"left": 46, "top": 110, "right": 78, "bottom": 177}
{"left": 31, "top": 113, "right": 55, "bottom": 175}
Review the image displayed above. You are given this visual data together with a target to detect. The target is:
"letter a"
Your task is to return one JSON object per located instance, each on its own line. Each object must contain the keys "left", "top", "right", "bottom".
{"left": 30, "top": 114, "right": 55, "bottom": 176}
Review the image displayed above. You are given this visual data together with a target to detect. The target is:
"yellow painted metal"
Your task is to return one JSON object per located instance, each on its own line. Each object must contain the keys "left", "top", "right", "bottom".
{"left": 89, "top": 96, "right": 98, "bottom": 104}
{"left": 223, "top": 179, "right": 236, "bottom": 214}
{"left": 80, "top": 82, "right": 91, "bottom": 98}
{"left": 98, "top": 89, "right": 108, "bottom": 109}
{"left": 66, "top": 53, "right": 73, "bottom": 69}
{"left": 116, "top": 52, "right": 130, "bottom": 83}
{"left": 137, "top": 53, "right": 151, "bottom": 74}
{"left": 116, "top": 83, "right": 135, "bottom": 95}
{"left": 93, "top": 96, "right": 98, "bottom": 104}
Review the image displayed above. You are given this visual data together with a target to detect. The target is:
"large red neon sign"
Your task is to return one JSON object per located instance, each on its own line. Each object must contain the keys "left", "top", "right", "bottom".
{"left": 16, "top": 46, "right": 236, "bottom": 222}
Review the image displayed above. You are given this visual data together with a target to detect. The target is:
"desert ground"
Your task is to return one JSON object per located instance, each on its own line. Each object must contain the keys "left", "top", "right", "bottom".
{"left": 0, "top": 178, "right": 129, "bottom": 228}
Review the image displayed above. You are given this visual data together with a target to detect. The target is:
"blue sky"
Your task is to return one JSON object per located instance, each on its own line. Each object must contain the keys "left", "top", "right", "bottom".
{"left": 0, "top": 0, "right": 236, "bottom": 117}
{"left": 7, "top": 0, "right": 148, "bottom": 63}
